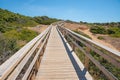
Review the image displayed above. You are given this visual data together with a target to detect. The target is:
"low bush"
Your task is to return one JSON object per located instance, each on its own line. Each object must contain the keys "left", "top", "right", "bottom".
{"left": 19, "top": 29, "right": 38, "bottom": 42}
{"left": 90, "top": 26, "right": 107, "bottom": 34}
{"left": 97, "top": 36, "right": 104, "bottom": 40}
{"left": 90, "top": 25, "right": 120, "bottom": 38}
{"left": 107, "top": 27, "right": 120, "bottom": 37}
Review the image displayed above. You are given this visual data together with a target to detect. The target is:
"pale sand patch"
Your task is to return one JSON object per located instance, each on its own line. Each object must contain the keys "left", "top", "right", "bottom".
{"left": 28, "top": 25, "right": 48, "bottom": 33}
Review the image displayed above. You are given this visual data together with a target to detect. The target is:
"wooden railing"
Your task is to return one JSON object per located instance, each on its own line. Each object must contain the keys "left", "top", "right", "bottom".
{"left": 0, "top": 23, "right": 120, "bottom": 80}
{"left": 58, "top": 26, "right": 120, "bottom": 80}
{"left": 0, "top": 26, "right": 51, "bottom": 80}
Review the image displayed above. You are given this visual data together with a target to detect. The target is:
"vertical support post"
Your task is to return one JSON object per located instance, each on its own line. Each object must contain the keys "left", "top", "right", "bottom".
{"left": 64, "top": 30, "right": 67, "bottom": 40}
{"left": 39, "top": 56, "right": 43, "bottom": 64}
{"left": 84, "top": 56, "right": 89, "bottom": 70}
{"left": 72, "top": 39, "right": 76, "bottom": 51}
{"left": 28, "top": 69, "right": 35, "bottom": 80}
{"left": 42, "top": 45, "right": 45, "bottom": 53}
{"left": 35, "top": 59, "right": 39, "bottom": 74}
{"left": 30, "top": 71, "right": 35, "bottom": 80}
{"left": 62, "top": 29, "right": 65, "bottom": 36}
{"left": 38, "top": 51, "right": 42, "bottom": 62}
{"left": 84, "top": 47, "right": 90, "bottom": 70}
{"left": 72, "top": 44, "right": 75, "bottom": 51}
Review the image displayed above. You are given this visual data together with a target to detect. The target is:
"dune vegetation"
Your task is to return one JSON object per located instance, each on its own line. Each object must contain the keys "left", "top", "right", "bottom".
{"left": 0, "top": 8, "right": 59, "bottom": 64}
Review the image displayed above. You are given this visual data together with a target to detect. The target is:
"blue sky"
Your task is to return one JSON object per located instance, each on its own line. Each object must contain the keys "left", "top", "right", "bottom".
{"left": 0, "top": 0, "right": 120, "bottom": 22}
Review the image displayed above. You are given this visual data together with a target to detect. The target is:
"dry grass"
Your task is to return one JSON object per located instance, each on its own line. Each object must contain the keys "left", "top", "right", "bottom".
{"left": 27, "top": 25, "right": 48, "bottom": 33}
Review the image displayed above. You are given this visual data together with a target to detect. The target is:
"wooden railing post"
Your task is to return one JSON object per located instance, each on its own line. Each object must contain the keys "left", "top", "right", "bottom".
{"left": 30, "top": 70, "right": 36, "bottom": 80}
{"left": 43, "top": 46, "right": 45, "bottom": 53}
{"left": 35, "top": 59, "right": 39, "bottom": 73}
{"left": 57, "top": 26, "right": 120, "bottom": 80}
{"left": 28, "top": 69, "right": 35, "bottom": 80}
{"left": 72, "top": 44, "right": 75, "bottom": 51}
{"left": 62, "top": 30, "right": 65, "bottom": 37}
{"left": 84, "top": 47, "right": 90, "bottom": 70}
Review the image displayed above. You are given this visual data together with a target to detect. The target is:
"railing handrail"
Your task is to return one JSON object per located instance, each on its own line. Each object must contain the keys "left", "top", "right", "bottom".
{"left": 57, "top": 27, "right": 93, "bottom": 80}
{"left": 58, "top": 25, "right": 120, "bottom": 80}
{"left": 0, "top": 25, "right": 51, "bottom": 80}
{"left": 62, "top": 26, "right": 120, "bottom": 57}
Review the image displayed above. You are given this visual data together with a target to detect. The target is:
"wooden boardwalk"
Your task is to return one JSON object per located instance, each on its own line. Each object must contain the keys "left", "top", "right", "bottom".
{"left": 0, "top": 23, "right": 119, "bottom": 80}
{"left": 35, "top": 26, "right": 79, "bottom": 80}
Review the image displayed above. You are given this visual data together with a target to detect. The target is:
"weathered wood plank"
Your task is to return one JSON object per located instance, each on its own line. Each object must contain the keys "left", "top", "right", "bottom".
{"left": 35, "top": 26, "right": 79, "bottom": 80}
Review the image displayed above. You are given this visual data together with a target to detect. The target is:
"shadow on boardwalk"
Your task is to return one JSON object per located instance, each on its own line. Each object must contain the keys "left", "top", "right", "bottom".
{"left": 57, "top": 28, "right": 87, "bottom": 80}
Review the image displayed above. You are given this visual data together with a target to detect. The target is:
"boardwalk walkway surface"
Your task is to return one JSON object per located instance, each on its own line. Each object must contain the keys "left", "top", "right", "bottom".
{"left": 35, "top": 26, "right": 79, "bottom": 80}
{"left": 0, "top": 24, "right": 119, "bottom": 80}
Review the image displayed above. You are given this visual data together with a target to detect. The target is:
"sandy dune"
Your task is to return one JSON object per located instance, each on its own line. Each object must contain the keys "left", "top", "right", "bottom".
{"left": 64, "top": 22, "right": 119, "bottom": 51}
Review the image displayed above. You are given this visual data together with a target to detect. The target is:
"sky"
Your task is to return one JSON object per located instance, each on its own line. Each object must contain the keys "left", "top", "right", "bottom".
{"left": 0, "top": 0, "right": 120, "bottom": 22}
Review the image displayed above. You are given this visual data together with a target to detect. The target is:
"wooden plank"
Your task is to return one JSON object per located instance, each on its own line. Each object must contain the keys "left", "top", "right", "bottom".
{"left": 35, "top": 26, "right": 79, "bottom": 80}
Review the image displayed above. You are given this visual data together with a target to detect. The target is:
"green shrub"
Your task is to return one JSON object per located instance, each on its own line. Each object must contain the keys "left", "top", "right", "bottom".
{"left": 90, "top": 25, "right": 120, "bottom": 38}
{"left": 19, "top": 29, "right": 37, "bottom": 42}
{"left": 0, "top": 24, "right": 6, "bottom": 33}
{"left": 0, "top": 8, "right": 38, "bottom": 33}
{"left": 107, "top": 27, "right": 120, "bottom": 37}
{"left": 33, "top": 16, "right": 59, "bottom": 25}
{"left": 4, "top": 30, "right": 20, "bottom": 39}
{"left": 90, "top": 26, "right": 107, "bottom": 34}
{"left": 97, "top": 36, "right": 104, "bottom": 40}
{"left": 0, "top": 28, "right": 38, "bottom": 64}
{"left": 4, "top": 28, "right": 37, "bottom": 42}
{"left": 0, "top": 34, "right": 18, "bottom": 56}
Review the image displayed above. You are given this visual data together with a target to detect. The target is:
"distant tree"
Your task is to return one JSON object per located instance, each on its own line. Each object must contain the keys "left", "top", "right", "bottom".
{"left": 33, "top": 16, "right": 59, "bottom": 25}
